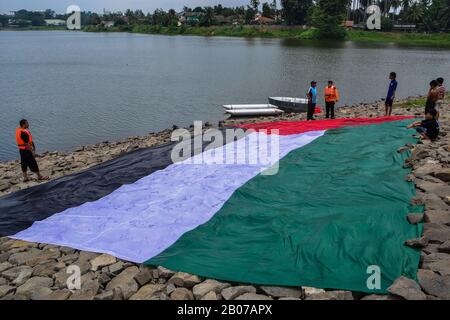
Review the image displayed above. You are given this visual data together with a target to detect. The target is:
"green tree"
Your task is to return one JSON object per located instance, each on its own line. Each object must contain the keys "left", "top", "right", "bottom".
{"left": 200, "top": 7, "right": 214, "bottom": 26}
{"left": 311, "top": 0, "right": 351, "bottom": 39}
{"left": 251, "top": 0, "right": 261, "bottom": 12}
{"left": 262, "top": 2, "right": 274, "bottom": 17}
{"left": 281, "top": 0, "right": 313, "bottom": 25}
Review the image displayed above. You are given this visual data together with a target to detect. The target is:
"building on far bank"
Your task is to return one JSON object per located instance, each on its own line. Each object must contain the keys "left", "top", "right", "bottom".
{"left": 254, "top": 14, "right": 275, "bottom": 25}
{"left": 101, "top": 21, "right": 115, "bottom": 28}
{"left": 44, "top": 19, "right": 66, "bottom": 27}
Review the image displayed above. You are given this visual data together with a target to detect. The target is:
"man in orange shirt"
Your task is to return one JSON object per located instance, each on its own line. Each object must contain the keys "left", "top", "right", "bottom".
{"left": 16, "top": 119, "right": 48, "bottom": 182}
{"left": 324, "top": 80, "right": 340, "bottom": 119}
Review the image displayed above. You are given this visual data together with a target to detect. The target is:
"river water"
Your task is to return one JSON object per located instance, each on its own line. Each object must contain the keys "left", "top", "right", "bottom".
{"left": 1, "top": 30, "right": 449, "bottom": 161}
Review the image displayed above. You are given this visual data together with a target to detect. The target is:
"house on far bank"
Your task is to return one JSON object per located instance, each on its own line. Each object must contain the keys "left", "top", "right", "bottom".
{"left": 44, "top": 19, "right": 66, "bottom": 27}
{"left": 254, "top": 14, "right": 275, "bottom": 25}
{"left": 178, "top": 11, "right": 202, "bottom": 25}
{"left": 101, "top": 20, "right": 115, "bottom": 28}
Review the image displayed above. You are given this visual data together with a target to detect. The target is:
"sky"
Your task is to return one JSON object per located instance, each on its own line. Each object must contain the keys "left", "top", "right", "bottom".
{"left": 0, "top": 0, "right": 252, "bottom": 14}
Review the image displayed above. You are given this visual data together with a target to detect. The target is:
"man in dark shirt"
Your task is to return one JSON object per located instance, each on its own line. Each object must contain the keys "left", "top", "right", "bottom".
{"left": 407, "top": 109, "right": 440, "bottom": 141}
{"left": 385, "top": 72, "right": 398, "bottom": 116}
{"left": 16, "top": 119, "right": 48, "bottom": 182}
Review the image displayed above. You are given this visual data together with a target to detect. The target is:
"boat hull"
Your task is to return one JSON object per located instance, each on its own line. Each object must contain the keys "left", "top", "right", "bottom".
{"left": 268, "top": 97, "right": 309, "bottom": 113}
{"left": 225, "top": 108, "right": 284, "bottom": 117}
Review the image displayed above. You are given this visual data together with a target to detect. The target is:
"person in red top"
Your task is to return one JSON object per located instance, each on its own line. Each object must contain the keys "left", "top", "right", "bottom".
{"left": 16, "top": 119, "right": 48, "bottom": 182}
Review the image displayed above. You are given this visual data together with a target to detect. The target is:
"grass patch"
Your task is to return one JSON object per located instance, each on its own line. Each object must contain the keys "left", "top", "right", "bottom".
{"left": 347, "top": 30, "right": 450, "bottom": 48}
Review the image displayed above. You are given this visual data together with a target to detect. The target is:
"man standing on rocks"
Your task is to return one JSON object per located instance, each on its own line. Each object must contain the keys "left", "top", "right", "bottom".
{"left": 15, "top": 119, "right": 48, "bottom": 182}
{"left": 385, "top": 72, "right": 398, "bottom": 116}
{"left": 307, "top": 81, "right": 318, "bottom": 121}
{"left": 324, "top": 80, "right": 340, "bottom": 119}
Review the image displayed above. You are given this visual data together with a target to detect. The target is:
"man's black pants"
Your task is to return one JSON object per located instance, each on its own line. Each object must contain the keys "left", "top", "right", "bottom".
{"left": 19, "top": 149, "right": 39, "bottom": 173}
{"left": 307, "top": 102, "right": 316, "bottom": 120}
{"left": 325, "top": 101, "right": 335, "bottom": 119}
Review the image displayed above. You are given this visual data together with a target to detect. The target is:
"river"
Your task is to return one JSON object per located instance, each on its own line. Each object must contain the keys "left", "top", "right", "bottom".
{"left": 0, "top": 30, "right": 449, "bottom": 161}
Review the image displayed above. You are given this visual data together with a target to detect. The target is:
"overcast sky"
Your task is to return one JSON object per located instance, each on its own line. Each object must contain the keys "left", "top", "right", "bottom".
{"left": 0, "top": 1, "right": 252, "bottom": 14}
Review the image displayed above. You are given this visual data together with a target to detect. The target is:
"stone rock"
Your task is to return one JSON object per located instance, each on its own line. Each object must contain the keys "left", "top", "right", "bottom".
{"left": 422, "top": 253, "right": 450, "bottom": 276}
{"left": 133, "top": 268, "right": 152, "bottom": 286}
{"left": 417, "top": 269, "right": 450, "bottom": 299}
{"left": 157, "top": 266, "right": 175, "bottom": 278}
{"left": 0, "top": 278, "right": 6, "bottom": 286}
{"left": 16, "top": 277, "right": 54, "bottom": 298}
{"left": 44, "top": 290, "right": 72, "bottom": 300}
{"left": 423, "top": 223, "right": 450, "bottom": 243}
{"left": 414, "top": 163, "right": 442, "bottom": 178}
{"left": 0, "top": 252, "right": 10, "bottom": 263}
{"left": 424, "top": 210, "right": 450, "bottom": 225}
{"left": 361, "top": 294, "right": 401, "bottom": 300}
{"left": 94, "top": 291, "right": 114, "bottom": 301}
{"left": 78, "top": 251, "right": 99, "bottom": 262}
{"left": 303, "top": 286, "right": 326, "bottom": 298}
{"left": 388, "top": 276, "right": 427, "bottom": 300}
{"left": 166, "top": 283, "right": 176, "bottom": 295}
{"left": 415, "top": 179, "right": 450, "bottom": 200}
{"left": 438, "top": 240, "right": 450, "bottom": 253}
{"left": 405, "top": 236, "right": 429, "bottom": 248}
{"left": 260, "top": 286, "right": 302, "bottom": 298}
{"left": 106, "top": 266, "right": 140, "bottom": 300}
{"left": 90, "top": 254, "right": 116, "bottom": 271}
{"left": 170, "top": 288, "right": 194, "bottom": 300}
{"left": 168, "top": 272, "right": 201, "bottom": 288}
{"left": 0, "top": 262, "right": 12, "bottom": 273}
{"left": 8, "top": 240, "right": 38, "bottom": 250}
{"left": 433, "top": 168, "right": 450, "bottom": 182}
{"left": 221, "top": 286, "right": 257, "bottom": 300}
{"left": 2, "top": 265, "right": 33, "bottom": 285}
{"left": 305, "top": 290, "right": 353, "bottom": 300}
{"left": 8, "top": 248, "right": 42, "bottom": 265}
{"left": 235, "top": 293, "right": 273, "bottom": 300}
{"left": 417, "top": 192, "right": 449, "bottom": 211}
{"left": 108, "top": 261, "right": 124, "bottom": 275}
{"left": 410, "top": 146, "right": 430, "bottom": 161}
{"left": 69, "top": 290, "right": 97, "bottom": 300}
{"left": 130, "top": 284, "right": 166, "bottom": 300}
{"left": 32, "top": 260, "right": 58, "bottom": 277}
{"left": 59, "top": 247, "right": 76, "bottom": 255}
{"left": 0, "top": 285, "right": 15, "bottom": 298}
{"left": 192, "top": 279, "right": 230, "bottom": 299}
{"left": 201, "top": 291, "right": 219, "bottom": 300}
{"left": 407, "top": 213, "right": 424, "bottom": 224}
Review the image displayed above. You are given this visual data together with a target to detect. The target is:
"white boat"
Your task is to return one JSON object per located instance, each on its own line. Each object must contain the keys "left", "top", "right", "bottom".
{"left": 225, "top": 108, "right": 284, "bottom": 117}
{"left": 223, "top": 104, "right": 276, "bottom": 110}
{"left": 268, "top": 97, "right": 309, "bottom": 113}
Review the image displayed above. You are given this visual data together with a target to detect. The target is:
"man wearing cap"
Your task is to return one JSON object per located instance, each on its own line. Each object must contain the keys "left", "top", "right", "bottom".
{"left": 307, "top": 81, "right": 317, "bottom": 121}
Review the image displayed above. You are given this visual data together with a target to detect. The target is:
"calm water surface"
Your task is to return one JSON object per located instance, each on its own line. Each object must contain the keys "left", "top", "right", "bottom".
{"left": 1, "top": 30, "right": 449, "bottom": 161}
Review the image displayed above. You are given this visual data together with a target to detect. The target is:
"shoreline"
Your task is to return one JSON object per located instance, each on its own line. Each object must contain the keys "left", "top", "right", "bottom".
{"left": 1, "top": 94, "right": 450, "bottom": 300}
{"left": 2, "top": 27, "right": 450, "bottom": 48}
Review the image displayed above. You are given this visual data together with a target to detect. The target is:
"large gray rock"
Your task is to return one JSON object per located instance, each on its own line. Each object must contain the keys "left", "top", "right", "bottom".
{"left": 16, "top": 277, "right": 54, "bottom": 298}
{"left": 415, "top": 179, "right": 450, "bottom": 200}
{"left": 433, "top": 168, "right": 450, "bottom": 182}
{"left": 157, "top": 266, "right": 175, "bottom": 278}
{"left": 424, "top": 210, "right": 450, "bottom": 225}
{"left": 94, "top": 291, "right": 114, "bottom": 301}
{"left": 2, "top": 265, "right": 33, "bottom": 285}
{"left": 305, "top": 290, "right": 353, "bottom": 300}
{"left": 133, "top": 268, "right": 152, "bottom": 286}
{"left": 32, "top": 260, "right": 58, "bottom": 277}
{"left": 414, "top": 163, "right": 442, "bottom": 178}
{"left": 418, "top": 192, "right": 449, "bottom": 211}
{"left": 168, "top": 272, "right": 201, "bottom": 288}
{"left": 43, "top": 290, "right": 72, "bottom": 300}
{"left": 388, "top": 276, "right": 427, "bottom": 300}
{"left": 0, "top": 262, "right": 12, "bottom": 273}
{"left": 417, "top": 269, "right": 450, "bottom": 299}
{"left": 8, "top": 248, "right": 42, "bottom": 265}
{"left": 438, "top": 240, "right": 450, "bottom": 253}
{"left": 0, "top": 285, "right": 15, "bottom": 298}
{"left": 106, "top": 266, "right": 140, "bottom": 299}
{"left": 260, "top": 286, "right": 303, "bottom": 298}
{"left": 170, "top": 287, "right": 194, "bottom": 300}
{"left": 235, "top": 293, "right": 273, "bottom": 300}
{"left": 423, "top": 223, "right": 450, "bottom": 243}
{"left": 221, "top": 286, "right": 257, "bottom": 300}
{"left": 422, "top": 253, "right": 450, "bottom": 276}
{"left": 192, "top": 279, "right": 230, "bottom": 299}
{"left": 90, "top": 254, "right": 116, "bottom": 271}
{"left": 130, "top": 284, "right": 166, "bottom": 300}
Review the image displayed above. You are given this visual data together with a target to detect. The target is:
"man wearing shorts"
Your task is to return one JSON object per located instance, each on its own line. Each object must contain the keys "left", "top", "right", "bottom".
{"left": 16, "top": 119, "right": 48, "bottom": 182}
{"left": 385, "top": 72, "right": 398, "bottom": 116}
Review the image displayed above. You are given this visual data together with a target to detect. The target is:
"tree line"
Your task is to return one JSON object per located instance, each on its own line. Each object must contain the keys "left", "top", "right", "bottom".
{"left": 1, "top": 1, "right": 449, "bottom": 38}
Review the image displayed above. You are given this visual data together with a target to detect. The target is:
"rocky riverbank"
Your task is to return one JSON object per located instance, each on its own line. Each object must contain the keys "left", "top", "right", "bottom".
{"left": 0, "top": 95, "right": 449, "bottom": 300}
